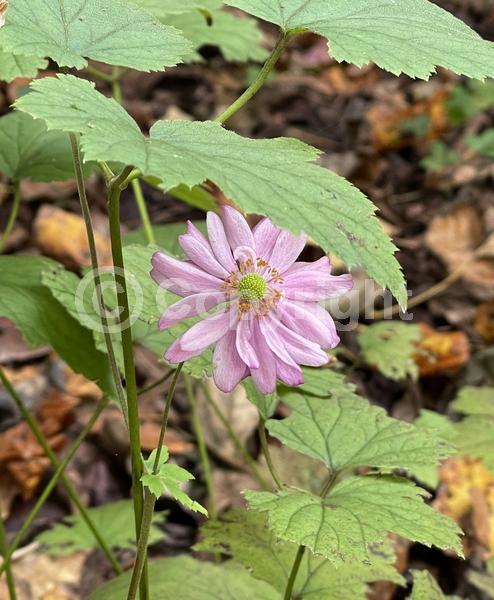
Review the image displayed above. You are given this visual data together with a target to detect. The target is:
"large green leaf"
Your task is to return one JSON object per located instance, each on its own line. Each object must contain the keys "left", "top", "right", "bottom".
{"left": 243, "top": 378, "right": 277, "bottom": 420}
{"left": 0, "top": 49, "right": 46, "bottom": 82}
{"left": 410, "top": 570, "right": 459, "bottom": 600}
{"left": 36, "top": 500, "right": 166, "bottom": 557}
{"left": 130, "top": 0, "right": 221, "bottom": 19}
{"left": 245, "top": 475, "right": 463, "bottom": 564}
{"left": 89, "top": 556, "right": 279, "bottom": 600}
{"left": 269, "top": 385, "right": 452, "bottom": 476}
{"left": 0, "top": 0, "right": 191, "bottom": 71}
{"left": 358, "top": 322, "right": 422, "bottom": 381}
{"left": 0, "top": 256, "right": 112, "bottom": 395}
{"left": 196, "top": 510, "right": 404, "bottom": 599}
{"left": 225, "top": 0, "right": 494, "bottom": 80}
{"left": 16, "top": 74, "right": 406, "bottom": 305}
{"left": 0, "top": 112, "right": 80, "bottom": 182}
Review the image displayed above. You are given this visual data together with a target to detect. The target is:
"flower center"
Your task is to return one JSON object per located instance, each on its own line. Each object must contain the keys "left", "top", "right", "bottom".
{"left": 238, "top": 273, "right": 267, "bottom": 302}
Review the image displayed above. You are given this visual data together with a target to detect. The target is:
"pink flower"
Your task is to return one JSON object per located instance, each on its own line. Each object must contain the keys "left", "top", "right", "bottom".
{"left": 150, "top": 207, "right": 353, "bottom": 394}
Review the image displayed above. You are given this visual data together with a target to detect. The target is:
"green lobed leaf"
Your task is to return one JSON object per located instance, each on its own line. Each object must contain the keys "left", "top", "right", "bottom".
{"left": 225, "top": 0, "right": 494, "bottom": 80}
{"left": 466, "top": 130, "right": 494, "bottom": 158}
{"left": 410, "top": 569, "right": 459, "bottom": 600}
{"left": 130, "top": 0, "right": 221, "bottom": 19}
{"left": 195, "top": 510, "right": 404, "bottom": 599}
{"left": 89, "top": 556, "right": 279, "bottom": 600}
{"left": 0, "top": 49, "right": 46, "bottom": 82}
{"left": 447, "top": 79, "right": 494, "bottom": 126}
{"left": 0, "top": 256, "right": 113, "bottom": 396}
{"left": 421, "top": 141, "right": 459, "bottom": 173}
{"left": 245, "top": 475, "right": 463, "bottom": 564}
{"left": 243, "top": 377, "right": 278, "bottom": 420}
{"left": 358, "top": 322, "right": 422, "bottom": 380}
{"left": 142, "top": 447, "right": 208, "bottom": 515}
{"left": 269, "top": 368, "right": 452, "bottom": 475}
{"left": 0, "top": 112, "right": 85, "bottom": 182}
{"left": 16, "top": 74, "right": 406, "bottom": 305}
{"left": 0, "top": 0, "right": 191, "bottom": 71}
{"left": 36, "top": 500, "right": 166, "bottom": 557}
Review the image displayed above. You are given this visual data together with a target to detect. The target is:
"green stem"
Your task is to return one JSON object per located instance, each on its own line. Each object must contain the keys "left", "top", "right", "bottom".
{"left": 0, "top": 367, "right": 122, "bottom": 574}
{"left": 199, "top": 382, "right": 269, "bottom": 490}
{"left": 0, "top": 395, "right": 109, "bottom": 578}
{"left": 138, "top": 370, "right": 174, "bottom": 397}
{"left": 85, "top": 65, "right": 116, "bottom": 83}
{"left": 0, "top": 517, "right": 16, "bottom": 600}
{"left": 69, "top": 133, "right": 129, "bottom": 428}
{"left": 126, "top": 364, "right": 183, "bottom": 600}
{"left": 258, "top": 417, "right": 282, "bottom": 490}
{"left": 186, "top": 374, "right": 216, "bottom": 520}
{"left": 214, "top": 30, "right": 291, "bottom": 125}
{"left": 0, "top": 182, "right": 21, "bottom": 254}
{"left": 107, "top": 167, "right": 149, "bottom": 600}
{"left": 131, "top": 179, "right": 155, "bottom": 245}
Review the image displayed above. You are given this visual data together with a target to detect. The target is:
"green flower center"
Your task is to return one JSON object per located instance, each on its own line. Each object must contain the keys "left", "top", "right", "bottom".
{"left": 238, "top": 273, "right": 267, "bottom": 301}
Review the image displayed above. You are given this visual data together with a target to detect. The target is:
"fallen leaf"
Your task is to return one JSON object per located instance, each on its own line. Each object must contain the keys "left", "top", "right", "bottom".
{"left": 63, "top": 364, "right": 103, "bottom": 401}
{"left": 475, "top": 302, "right": 494, "bottom": 344}
{"left": 139, "top": 421, "right": 193, "bottom": 454}
{"left": 33, "top": 205, "right": 111, "bottom": 269}
{"left": 425, "top": 202, "right": 494, "bottom": 299}
{"left": 0, "top": 318, "right": 50, "bottom": 363}
{"left": 414, "top": 324, "right": 470, "bottom": 376}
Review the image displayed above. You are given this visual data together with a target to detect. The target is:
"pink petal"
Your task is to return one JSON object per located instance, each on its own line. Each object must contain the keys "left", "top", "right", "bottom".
{"left": 179, "top": 308, "right": 236, "bottom": 352}
{"left": 283, "top": 258, "right": 353, "bottom": 301}
{"left": 233, "top": 245, "right": 258, "bottom": 268}
{"left": 206, "top": 212, "right": 236, "bottom": 272}
{"left": 165, "top": 337, "right": 204, "bottom": 363}
{"left": 253, "top": 218, "right": 280, "bottom": 262}
{"left": 151, "top": 252, "right": 223, "bottom": 296}
{"left": 221, "top": 206, "right": 255, "bottom": 251}
{"left": 249, "top": 320, "right": 277, "bottom": 394}
{"left": 268, "top": 230, "right": 307, "bottom": 274}
{"left": 158, "top": 291, "right": 226, "bottom": 329}
{"left": 236, "top": 317, "right": 260, "bottom": 369}
{"left": 275, "top": 357, "right": 304, "bottom": 387}
{"left": 259, "top": 314, "right": 299, "bottom": 368}
{"left": 272, "top": 318, "right": 330, "bottom": 366}
{"left": 278, "top": 300, "right": 340, "bottom": 349}
{"left": 213, "top": 331, "right": 248, "bottom": 393}
{"left": 179, "top": 224, "right": 230, "bottom": 278}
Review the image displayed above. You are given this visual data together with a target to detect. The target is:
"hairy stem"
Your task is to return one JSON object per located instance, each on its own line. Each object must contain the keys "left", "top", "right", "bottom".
{"left": 0, "top": 182, "right": 21, "bottom": 254}
{"left": 0, "top": 367, "right": 122, "bottom": 574}
{"left": 126, "top": 364, "right": 183, "bottom": 600}
{"left": 0, "top": 517, "right": 16, "bottom": 600}
{"left": 186, "top": 374, "right": 217, "bottom": 520}
{"left": 258, "top": 417, "right": 282, "bottom": 490}
{"left": 199, "top": 382, "right": 269, "bottom": 490}
{"left": 69, "top": 133, "right": 129, "bottom": 427}
{"left": 107, "top": 168, "right": 149, "bottom": 599}
{"left": 215, "top": 30, "right": 291, "bottom": 125}
{"left": 0, "top": 395, "right": 109, "bottom": 577}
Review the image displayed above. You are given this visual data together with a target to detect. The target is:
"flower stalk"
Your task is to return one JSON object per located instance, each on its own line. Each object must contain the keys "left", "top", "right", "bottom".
{"left": 0, "top": 182, "right": 21, "bottom": 254}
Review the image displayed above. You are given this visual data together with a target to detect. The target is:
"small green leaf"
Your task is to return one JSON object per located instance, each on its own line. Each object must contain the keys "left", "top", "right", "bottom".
{"left": 89, "top": 556, "right": 279, "bottom": 600}
{"left": 269, "top": 368, "right": 452, "bottom": 474}
{"left": 16, "top": 74, "right": 406, "bottom": 305}
{"left": 0, "top": 256, "right": 113, "bottom": 395}
{"left": 358, "top": 322, "right": 422, "bottom": 380}
{"left": 0, "top": 49, "right": 46, "bottom": 82}
{"left": 36, "top": 500, "right": 166, "bottom": 556}
{"left": 195, "top": 510, "right": 404, "bottom": 599}
{"left": 411, "top": 569, "right": 460, "bottom": 600}
{"left": 466, "top": 130, "right": 494, "bottom": 159}
{"left": 245, "top": 475, "right": 463, "bottom": 564}
{"left": 421, "top": 141, "right": 459, "bottom": 173}
{"left": 142, "top": 447, "right": 208, "bottom": 515}
{"left": 243, "top": 378, "right": 277, "bottom": 420}
{"left": 447, "top": 80, "right": 494, "bottom": 125}
{"left": 0, "top": 0, "right": 191, "bottom": 71}
{"left": 0, "top": 112, "right": 85, "bottom": 182}
{"left": 226, "top": 0, "right": 494, "bottom": 80}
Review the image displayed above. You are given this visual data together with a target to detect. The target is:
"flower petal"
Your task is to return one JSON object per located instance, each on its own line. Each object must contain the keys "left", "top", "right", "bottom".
{"left": 165, "top": 337, "right": 204, "bottom": 363}
{"left": 268, "top": 230, "right": 307, "bottom": 274}
{"left": 259, "top": 314, "right": 299, "bottom": 367}
{"left": 158, "top": 291, "right": 226, "bottom": 329}
{"left": 236, "top": 317, "right": 260, "bottom": 369}
{"left": 278, "top": 300, "right": 340, "bottom": 348}
{"left": 270, "top": 317, "right": 330, "bottom": 366}
{"left": 249, "top": 320, "right": 277, "bottom": 394}
{"left": 253, "top": 218, "right": 280, "bottom": 262}
{"left": 283, "top": 257, "right": 353, "bottom": 301}
{"left": 221, "top": 206, "right": 255, "bottom": 251}
{"left": 275, "top": 357, "right": 304, "bottom": 387}
{"left": 179, "top": 308, "right": 236, "bottom": 352}
{"left": 151, "top": 252, "right": 223, "bottom": 297}
{"left": 213, "top": 331, "right": 248, "bottom": 393}
{"left": 233, "top": 245, "right": 258, "bottom": 269}
{"left": 179, "top": 222, "right": 230, "bottom": 278}
{"left": 207, "top": 212, "right": 236, "bottom": 272}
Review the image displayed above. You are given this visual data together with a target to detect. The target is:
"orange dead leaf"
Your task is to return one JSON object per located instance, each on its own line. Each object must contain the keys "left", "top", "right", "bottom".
{"left": 414, "top": 324, "right": 470, "bottom": 376}
{"left": 474, "top": 302, "right": 494, "bottom": 344}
